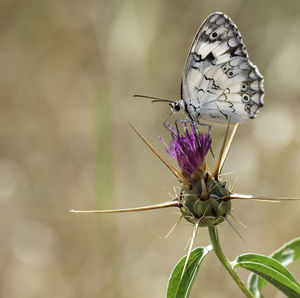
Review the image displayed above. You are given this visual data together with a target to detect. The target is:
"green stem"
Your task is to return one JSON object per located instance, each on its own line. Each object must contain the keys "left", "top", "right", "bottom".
{"left": 208, "top": 226, "right": 255, "bottom": 298}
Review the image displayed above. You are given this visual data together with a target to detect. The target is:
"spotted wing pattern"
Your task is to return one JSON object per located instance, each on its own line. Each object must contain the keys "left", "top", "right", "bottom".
{"left": 181, "top": 12, "right": 264, "bottom": 123}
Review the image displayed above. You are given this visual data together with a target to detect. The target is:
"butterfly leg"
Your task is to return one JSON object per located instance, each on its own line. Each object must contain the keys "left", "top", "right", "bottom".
{"left": 163, "top": 111, "right": 175, "bottom": 132}
{"left": 174, "top": 119, "right": 205, "bottom": 154}
{"left": 163, "top": 114, "right": 191, "bottom": 134}
{"left": 174, "top": 119, "right": 194, "bottom": 134}
{"left": 195, "top": 119, "right": 212, "bottom": 134}
{"left": 194, "top": 120, "right": 215, "bottom": 158}
{"left": 174, "top": 119, "right": 211, "bottom": 135}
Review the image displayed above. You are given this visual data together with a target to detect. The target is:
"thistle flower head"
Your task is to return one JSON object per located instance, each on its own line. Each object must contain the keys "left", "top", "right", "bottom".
{"left": 160, "top": 123, "right": 212, "bottom": 178}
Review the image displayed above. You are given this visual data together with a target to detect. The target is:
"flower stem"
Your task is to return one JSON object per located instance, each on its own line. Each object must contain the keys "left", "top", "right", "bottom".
{"left": 208, "top": 226, "right": 255, "bottom": 298}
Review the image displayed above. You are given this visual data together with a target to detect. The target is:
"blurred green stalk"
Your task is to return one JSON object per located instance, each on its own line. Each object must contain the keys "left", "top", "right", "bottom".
{"left": 95, "top": 91, "right": 114, "bottom": 208}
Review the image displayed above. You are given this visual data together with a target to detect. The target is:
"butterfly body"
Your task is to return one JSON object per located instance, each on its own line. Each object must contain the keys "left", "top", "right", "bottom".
{"left": 173, "top": 12, "right": 264, "bottom": 124}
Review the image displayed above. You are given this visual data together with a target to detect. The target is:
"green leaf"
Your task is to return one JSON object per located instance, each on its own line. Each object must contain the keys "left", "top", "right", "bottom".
{"left": 167, "top": 246, "right": 212, "bottom": 298}
{"left": 234, "top": 253, "right": 300, "bottom": 298}
{"left": 271, "top": 237, "right": 300, "bottom": 265}
{"left": 248, "top": 237, "right": 300, "bottom": 297}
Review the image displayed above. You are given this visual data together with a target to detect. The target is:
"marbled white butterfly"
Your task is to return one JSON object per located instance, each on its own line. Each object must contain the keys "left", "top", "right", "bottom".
{"left": 170, "top": 12, "right": 264, "bottom": 124}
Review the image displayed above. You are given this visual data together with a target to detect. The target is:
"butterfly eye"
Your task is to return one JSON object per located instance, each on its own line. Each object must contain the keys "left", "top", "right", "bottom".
{"left": 174, "top": 103, "right": 181, "bottom": 112}
{"left": 171, "top": 102, "right": 181, "bottom": 112}
{"left": 241, "top": 83, "right": 247, "bottom": 91}
{"left": 242, "top": 94, "right": 251, "bottom": 103}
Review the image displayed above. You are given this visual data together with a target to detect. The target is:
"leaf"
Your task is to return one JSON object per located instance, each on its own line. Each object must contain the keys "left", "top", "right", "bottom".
{"left": 234, "top": 253, "right": 300, "bottom": 298}
{"left": 167, "top": 246, "right": 212, "bottom": 298}
{"left": 248, "top": 237, "right": 300, "bottom": 297}
{"left": 271, "top": 237, "right": 300, "bottom": 265}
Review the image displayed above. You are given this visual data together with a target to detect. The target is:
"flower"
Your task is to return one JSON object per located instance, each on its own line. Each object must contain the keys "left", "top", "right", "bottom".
{"left": 160, "top": 123, "right": 212, "bottom": 177}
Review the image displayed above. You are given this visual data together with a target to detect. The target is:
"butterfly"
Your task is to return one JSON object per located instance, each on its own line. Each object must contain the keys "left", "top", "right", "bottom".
{"left": 169, "top": 12, "right": 264, "bottom": 124}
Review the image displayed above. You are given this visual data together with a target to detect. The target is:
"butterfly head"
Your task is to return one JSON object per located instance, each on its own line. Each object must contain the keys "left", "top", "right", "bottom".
{"left": 170, "top": 100, "right": 184, "bottom": 114}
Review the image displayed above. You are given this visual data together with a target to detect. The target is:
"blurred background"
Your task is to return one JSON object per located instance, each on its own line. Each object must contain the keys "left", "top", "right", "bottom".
{"left": 1, "top": 0, "right": 300, "bottom": 297}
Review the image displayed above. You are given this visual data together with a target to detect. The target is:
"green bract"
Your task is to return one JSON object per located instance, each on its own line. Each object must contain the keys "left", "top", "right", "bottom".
{"left": 179, "top": 176, "right": 231, "bottom": 226}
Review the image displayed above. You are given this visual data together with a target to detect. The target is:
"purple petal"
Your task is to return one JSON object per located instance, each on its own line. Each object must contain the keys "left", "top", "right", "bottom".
{"left": 160, "top": 123, "right": 212, "bottom": 175}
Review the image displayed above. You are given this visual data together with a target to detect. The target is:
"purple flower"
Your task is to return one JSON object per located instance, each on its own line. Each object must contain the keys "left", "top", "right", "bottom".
{"left": 160, "top": 123, "right": 212, "bottom": 176}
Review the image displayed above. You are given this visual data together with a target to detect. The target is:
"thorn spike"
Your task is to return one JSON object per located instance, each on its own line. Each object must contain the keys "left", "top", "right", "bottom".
{"left": 70, "top": 200, "right": 179, "bottom": 214}
{"left": 165, "top": 215, "right": 183, "bottom": 239}
{"left": 212, "top": 119, "right": 231, "bottom": 180}
{"left": 181, "top": 219, "right": 200, "bottom": 278}
{"left": 229, "top": 193, "right": 300, "bottom": 202}
{"left": 220, "top": 123, "right": 239, "bottom": 174}
{"left": 127, "top": 120, "right": 191, "bottom": 186}
{"left": 225, "top": 217, "right": 246, "bottom": 241}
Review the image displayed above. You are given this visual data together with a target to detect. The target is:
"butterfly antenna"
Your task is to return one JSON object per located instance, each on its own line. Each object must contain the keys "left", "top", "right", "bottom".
{"left": 133, "top": 94, "right": 175, "bottom": 104}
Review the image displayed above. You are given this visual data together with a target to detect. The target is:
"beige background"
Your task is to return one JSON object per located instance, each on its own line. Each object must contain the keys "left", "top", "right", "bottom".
{"left": 1, "top": 0, "right": 300, "bottom": 297}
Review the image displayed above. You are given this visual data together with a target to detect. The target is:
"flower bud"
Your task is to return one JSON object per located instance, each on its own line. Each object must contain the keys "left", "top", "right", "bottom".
{"left": 179, "top": 176, "right": 231, "bottom": 226}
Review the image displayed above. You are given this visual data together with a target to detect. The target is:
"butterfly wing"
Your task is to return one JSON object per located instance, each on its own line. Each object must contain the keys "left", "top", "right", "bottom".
{"left": 181, "top": 12, "right": 264, "bottom": 123}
